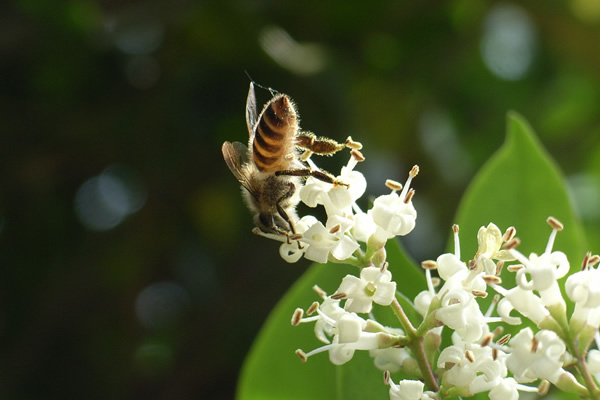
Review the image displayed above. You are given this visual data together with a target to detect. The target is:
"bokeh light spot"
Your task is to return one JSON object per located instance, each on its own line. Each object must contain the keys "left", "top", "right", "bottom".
{"left": 135, "top": 281, "right": 190, "bottom": 330}
{"left": 480, "top": 4, "right": 536, "bottom": 81}
{"left": 74, "top": 165, "right": 146, "bottom": 231}
{"left": 105, "top": 8, "right": 164, "bottom": 55}
{"left": 568, "top": 173, "right": 600, "bottom": 221}
{"left": 259, "top": 26, "right": 327, "bottom": 75}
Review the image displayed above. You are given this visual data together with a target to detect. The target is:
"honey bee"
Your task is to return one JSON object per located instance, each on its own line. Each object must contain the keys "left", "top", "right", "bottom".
{"left": 222, "top": 83, "right": 357, "bottom": 237}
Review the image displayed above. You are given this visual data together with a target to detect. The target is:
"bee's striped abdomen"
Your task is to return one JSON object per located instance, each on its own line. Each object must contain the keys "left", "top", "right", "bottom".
{"left": 253, "top": 94, "right": 297, "bottom": 172}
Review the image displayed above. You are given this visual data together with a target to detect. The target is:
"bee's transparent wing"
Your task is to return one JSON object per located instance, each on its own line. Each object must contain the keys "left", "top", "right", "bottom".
{"left": 246, "top": 82, "right": 258, "bottom": 137}
{"left": 222, "top": 141, "right": 258, "bottom": 198}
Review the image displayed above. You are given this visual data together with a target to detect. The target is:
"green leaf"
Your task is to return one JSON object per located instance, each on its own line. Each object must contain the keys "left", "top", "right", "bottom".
{"left": 453, "top": 112, "right": 587, "bottom": 305}
{"left": 237, "top": 239, "right": 424, "bottom": 400}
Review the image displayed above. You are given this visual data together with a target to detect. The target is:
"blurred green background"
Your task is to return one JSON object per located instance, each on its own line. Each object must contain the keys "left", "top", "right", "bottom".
{"left": 2, "top": 0, "right": 600, "bottom": 399}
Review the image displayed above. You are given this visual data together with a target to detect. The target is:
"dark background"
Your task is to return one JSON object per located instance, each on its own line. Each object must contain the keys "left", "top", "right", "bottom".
{"left": 1, "top": 1, "right": 600, "bottom": 399}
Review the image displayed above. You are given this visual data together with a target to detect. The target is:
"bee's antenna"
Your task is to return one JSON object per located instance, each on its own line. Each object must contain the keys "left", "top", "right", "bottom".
{"left": 244, "top": 71, "right": 279, "bottom": 96}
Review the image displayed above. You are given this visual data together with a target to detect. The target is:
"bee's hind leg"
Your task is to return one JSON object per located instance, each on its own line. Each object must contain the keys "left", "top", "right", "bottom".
{"left": 296, "top": 132, "right": 362, "bottom": 158}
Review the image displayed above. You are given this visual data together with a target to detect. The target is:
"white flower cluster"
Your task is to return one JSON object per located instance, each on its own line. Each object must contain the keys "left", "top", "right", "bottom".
{"left": 290, "top": 211, "right": 600, "bottom": 399}
{"left": 250, "top": 147, "right": 600, "bottom": 399}
{"left": 256, "top": 150, "right": 418, "bottom": 266}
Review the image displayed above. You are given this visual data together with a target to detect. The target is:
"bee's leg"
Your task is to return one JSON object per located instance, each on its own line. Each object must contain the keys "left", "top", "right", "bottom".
{"left": 275, "top": 182, "right": 304, "bottom": 247}
{"left": 275, "top": 168, "right": 349, "bottom": 188}
{"left": 296, "top": 132, "right": 362, "bottom": 156}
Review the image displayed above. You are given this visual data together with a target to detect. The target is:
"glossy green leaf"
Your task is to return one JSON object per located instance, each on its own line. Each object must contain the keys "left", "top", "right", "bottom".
{"left": 453, "top": 112, "right": 587, "bottom": 275}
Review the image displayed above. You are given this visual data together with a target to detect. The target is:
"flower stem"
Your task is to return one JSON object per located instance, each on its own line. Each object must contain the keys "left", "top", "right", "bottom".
{"left": 391, "top": 298, "right": 439, "bottom": 392}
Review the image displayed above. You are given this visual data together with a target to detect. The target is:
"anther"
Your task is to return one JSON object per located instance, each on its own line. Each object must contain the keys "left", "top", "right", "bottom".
{"left": 465, "top": 350, "right": 475, "bottom": 363}
{"left": 421, "top": 260, "right": 437, "bottom": 270}
{"left": 492, "top": 326, "right": 504, "bottom": 338}
{"left": 538, "top": 380, "right": 550, "bottom": 396}
{"left": 409, "top": 165, "right": 419, "bottom": 178}
{"left": 329, "top": 224, "right": 342, "bottom": 234}
{"left": 480, "top": 334, "right": 493, "bottom": 347}
{"left": 330, "top": 292, "right": 347, "bottom": 300}
{"left": 383, "top": 370, "right": 391, "bottom": 385}
{"left": 468, "top": 259, "right": 476, "bottom": 270}
{"left": 492, "top": 348, "right": 498, "bottom": 361}
{"left": 351, "top": 149, "right": 365, "bottom": 162}
{"left": 385, "top": 179, "right": 403, "bottom": 192}
{"left": 345, "top": 136, "right": 363, "bottom": 150}
{"left": 507, "top": 264, "right": 524, "bottom": 272}
{"left": 582, "top": 252, "right": 592, "bottom": 271}
{"left": 472, "top": 290, "right": 488, "bottom": 298}
{"left": 452, "top": 224, "right": 459, "bottom": 234}
{"left": 312, "top": 285, "right": 326, "bottom": 298}
{"left": 497, "top": 333, "right": 511, "bottom": 346}
{"left": 531, "top": 337, "right": 539, "bottom": 353}
{"left": 295, "top": 349, "right": 308, "bottom": 362}
{"left": 291, "top": 308, "right": 303, "bottom": 326}
{"left": 404, "top": 188, "right": 415, "bottom": 204}
{"left": 546, "top": 216, "right": 564, "bottom": 231}
{"left": 503, "top": 237, "right": 520, "bottom": 250}
{"left": 503, "top": 226, "right": 516, "bottom": 242}
{"left": 307, "top": 301, "right": 319, "bottom": 315}
{"left": 495, "top": 260, "right": 504, "bottom": 276}
{"left": 589, "top": 254, "right": 600, "bottom": 268}
{"left": 483, "top": 275, "right": 502, "bottom": 285}
{"left": 431, "top": 277, "right": 441, "bottom": 287}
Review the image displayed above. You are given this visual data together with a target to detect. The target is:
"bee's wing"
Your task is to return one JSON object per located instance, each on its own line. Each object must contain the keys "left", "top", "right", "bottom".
{"left": 222, "top": 141, "right": 258, "bottom": 198}
{"left": 246, "top": 82, "right": 258, "bottom": 137}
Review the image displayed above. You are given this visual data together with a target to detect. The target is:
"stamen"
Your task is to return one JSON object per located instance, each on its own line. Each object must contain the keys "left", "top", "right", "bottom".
{"left": 503, "top": 226, "right": 516, "bottom": 242}
{"left": 503, "top": 237, "right": 520, "bottom": 250}
{"left": 468, "top": 259, "right": 476, "bottom": 270}
{"left": 409, "top": 165, "right": 419, "bottom": 178}
{"left": 480, "top": 334, "right": 493, "bottom": 347}
{"left": 531, "top": 337, "right": 539, "bottom": 353}
{"left": 403, "top": 188, "right": 415, "bottom": 204}
{"left": 431, "top": 277, "right": 441, "bottom": 288}
{"left": 495, "top": 260, "right": 504, "bottom": 276}
{"left": 385, "top": 179, "right": 403, "bottom": 192}
{"left": 497, "top": 333, "right": 511, "bottom": 346}
{"left": 492, "top": 348, "right": 498, "bottom": 361}
{"left": 492, "top": 326, "right": 504, "bottom": 339}
{"left": 313, "top": 285, "right": 327, "bottom": 298}
{"left": 380, "top": 262, "right": 389, "bottom": 273}
{"left": 301, "top": 150, "right": 313, "bottom": 161}
{"left": 537, "top": 380, "right": 550, "bottom": 396}
{"left": 421, "top": 260, "right": 437, "bottom": 270}
{"left": 290, "top": 233, "right": 303, "bottom": 241}
{"left": 589, "top": 254, "right": 600, "bottom": 268}
{"left": 472, "top": 290, "right": 488, "bottom": 298}
{"left": 351, "top": 149, "right": 365, "bottom": 162}
{"left": 483, "top": 275, "right": 502, "bottom": 285}
{"left": 291, "top": 308, "right": 304, "bottom": 326}
{"left": 465, "top": 350, "right": 475, "bottom": 363}
{"left": 546, "top": 216, "right": 564, "bottom": 231}
{"left": 383, "top": 370, "right": 391, "bottom": 385}
{"left": 330, "top": 292, "right": 347, "bottom": 300}
{"left": 507, "top": 263, "right": 524, "bottom": 272}
{"left": 345, "top": 136, "right": 363, "bottom": 150}
{"left": 452, "top": 224, "right": 460, "bottom": 259}
{"left": 307, "top": 301, "right": 319, "bottom": 315}
{"left": 582, "top": 252, "right": 592, "bottom": 271}
{"left": 295, "top": 349, "right": 308, "bottom": 362}
{"left": 329, "top": 224, "right": 342, "bottom": 234}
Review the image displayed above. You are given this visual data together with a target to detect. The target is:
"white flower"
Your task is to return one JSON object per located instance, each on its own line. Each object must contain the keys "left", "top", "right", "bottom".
{"left": 506, "top": 327, "right": 568, "bottom": 384}
{"left": 370, "top": 346, "right": 413, "bottom": 373}
{"left": 475, "top": 223, "right": 515, "bottom": 274}
{"left": 369, "top": 167, "right": 418, "bottom": 240}
{"left": 337, "top": 266, "right": 397, "bottom": 313}
{"left": 566, "top": 266, "right": 600, "bottom": 329}
{"left": 300, "top": 155, "right": 366, "bottom": 217}
{"left": 370, "top": 193, "right": 417, "bottom": 239}
{"left": 495, "top": 285, "right": 549, "bottom": 325}
{"left": 587, "top": 349, "right": 600, "bottom": 382}
{"left": 300, "top": 215, "right": 360, "bottom": 263}
{"left": 389, "top": 379, "right": 429, "bottom": 400}
{"left": 436, "top": 290, "right": 487, "bottom": 342}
